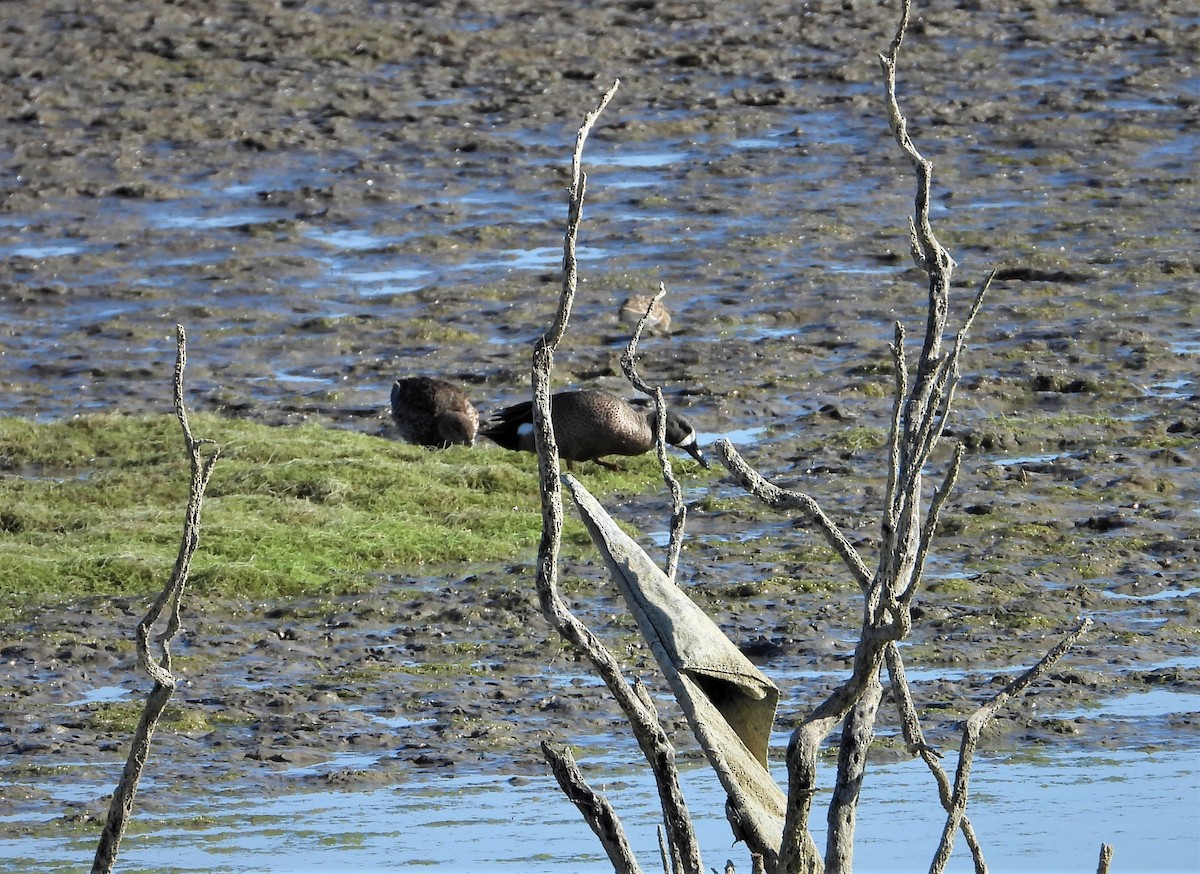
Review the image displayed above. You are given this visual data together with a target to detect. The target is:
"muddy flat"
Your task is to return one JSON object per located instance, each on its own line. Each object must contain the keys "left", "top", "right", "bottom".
{"left": 0, "top": 0, "right": 1197, "bottom": 870}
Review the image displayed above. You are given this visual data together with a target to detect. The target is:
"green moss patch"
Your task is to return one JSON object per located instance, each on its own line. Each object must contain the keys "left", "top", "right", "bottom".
{"left": 0, "top": 413, "right": 696, "bottom": 609}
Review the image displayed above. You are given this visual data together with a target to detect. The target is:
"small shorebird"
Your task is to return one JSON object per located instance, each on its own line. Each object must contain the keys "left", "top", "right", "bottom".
{"left": 480, "top": 388, "right": 708, "bottom": 469}
{"left": 618, "top": 295, "right": 672, "bottom": 337}
{"left": 390, "top": 377, "right": 479, "bottom": 448}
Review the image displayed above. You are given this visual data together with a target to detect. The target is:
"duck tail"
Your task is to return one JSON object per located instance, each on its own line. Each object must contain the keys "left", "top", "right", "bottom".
{"left": 479, "top": 400, "right": 535, "bottom": 450}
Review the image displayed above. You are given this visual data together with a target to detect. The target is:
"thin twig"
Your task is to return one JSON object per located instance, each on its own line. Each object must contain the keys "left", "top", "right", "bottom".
{"left": 902, "top": 442, "right": 964, "bottom": 609}
{"left": 543, "top": 81, "right": 620, "bottom": 352}
{"left": 716, "top": 440, "right": 871, "bottom": 589}
{"left": 531, "top": 81, "right": 703, "bottom": 874}
{"left": 884, "top": 642, "right": 989, "bottom": 874}
{"left": 930, "top": 619, "right": 1094, "bottom": 874}
{"left": 92, "top": 325, "right": 220, "bottom": 874}
{"left": 885, "top": 321, "right": 908, "bottom": 531}
{"left": 880, "top": 0, "right": 955, "bottom": 373}
{"left": 543, "top": 742, "right": 645, "bottom": 874}
{"left": 621, "top": 283, "right": 687, "bottom": 582}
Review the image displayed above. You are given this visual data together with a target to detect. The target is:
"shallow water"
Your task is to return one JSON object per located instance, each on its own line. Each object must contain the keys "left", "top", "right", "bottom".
{"left": 4, "top": 747, "right": 1195, "bottom": 873}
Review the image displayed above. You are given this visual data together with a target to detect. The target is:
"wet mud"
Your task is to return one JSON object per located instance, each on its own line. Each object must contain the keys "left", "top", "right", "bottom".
{"left": 1, "top": 0, "right": 1198, "bottom": 851}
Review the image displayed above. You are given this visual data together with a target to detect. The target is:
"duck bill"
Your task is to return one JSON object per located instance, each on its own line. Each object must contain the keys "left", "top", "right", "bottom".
{"left": 677, "top": 435, "right": 710, "bottom": 469}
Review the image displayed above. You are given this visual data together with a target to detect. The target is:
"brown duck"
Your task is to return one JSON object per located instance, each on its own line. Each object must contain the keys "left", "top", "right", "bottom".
{"left": 390, "top": 377, "right": 479, "bottom": 448}
{"left": 480, "top": 389, "right": 708, "bottom": 469}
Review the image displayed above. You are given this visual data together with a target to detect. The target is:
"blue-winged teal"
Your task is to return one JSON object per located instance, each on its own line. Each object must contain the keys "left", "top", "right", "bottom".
{"left": 390, "top": 377, "right": 479, "bottom": 448}
{"left": 618, "top": 295, "right": 672, "bottom": 336}
{"left": 481, "top": 389, "right": 708, "bottom": 469}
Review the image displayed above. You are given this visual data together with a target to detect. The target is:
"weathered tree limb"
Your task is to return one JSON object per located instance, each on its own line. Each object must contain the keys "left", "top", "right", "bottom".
{"left": 531, "top": 80, "right": 704, "bottom": 874}
{"left": 772, "top": 3, "right": 1001, "bottom": 869}
{"left": 542, "top": 741, "right": 645, "bottom": 874}
{"left": 881, "top": 0, "right": 954, "bottom": 374}
{"left": 895, "top": 274, "right": 992, "bottom": 518}
{"left": 874, "top": 0, "right": 957, "bottom": 624}
{"left": 92, "top": 325, "right": 220, "bottom": 874}
{"left": 621, "top": 282, "right": 687, "bottom": 583}
{"left": 883, "top": 643, "right": 988, "bottom": 874}
{"left": 775, "top": 626, "right": 900, "bottom": 872}
{"left": 540, "top": 83, "right": 618, "bottom": 353}
{"left": 901, "top": 442, "right": 963, "bottom": 613}
{"left": 930, "top": 618, "right": 1094, "bottom": 874}
{"left": 885, "top": 322, "right": 909, "bottom": 531}
{"left": 714, "top": 441, "right": 871, "bottom": 591}
{"left": 825, "top": 672, "right": 883, "bottom": 874}
{"left": 912, "top": 280, "right": 986, "bottom": 519}
{"left": 714, "top": 10, "right": 974, "bottom": 862}
{"left": 1096, "top": 843, "right": 1114, "bottom": 874}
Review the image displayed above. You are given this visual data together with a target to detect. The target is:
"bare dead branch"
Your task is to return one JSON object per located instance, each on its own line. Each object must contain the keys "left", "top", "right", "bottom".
{"left": 960, "top": 271, "right": 993, "bottom": 340}
{"left": 531, "top": 76, "right": 618, "bottom": 644}
{"left": 1097, "top": 843, "right": 1115, "bottom": 874}
{"left": 880, "top": 0, "right": 955, "bottom": 374}
{"left": 930, "top": 618, "right": 1094, "bottom": 874}
{"left": 542, "top": 81, "right": 620, "bottom": 352}
{"left": 542, "top": 741, "right": 645, "bottom": 874}
{"left": 716, "top": 440, "right": 872, "bottom": 590}
{"left": 907, "top": 353, "right": 958, "bottom": 470}
{"left": 92, "top": 325, "right": 220, "bottom": 874}
{"left": 825, "top": 672, "right": 883, "bottom": 874}
{"left": 621, "top": 284, "right": 669, "bottom": 382}
{"left": 902, "top": 442, "right": 965, "bottom": 608}
{"left": 777, "top": 638, "right": 891, "bottom": 872}
{"left": 773, "top": 2, "right": 1005, "bottom": 867}
{"left": 883, "top": 643, "right": 989, "bottom": 873}
{"left": 907, "top": 217, "right": 927, "bottom": 272}
{"left": 621, "top": 282, "right": 687, "bottom": 582}
{"left": 925, "top": 359, "right": 961, "bottom": 458}
{"left": 531, "top": 81, "right": 703, "bottom": 874}
{"left": 893, "top": 275, "right": 992, "bottom": 554}
{"left": 885, "top": 321, "right": 908, "bottom": 530}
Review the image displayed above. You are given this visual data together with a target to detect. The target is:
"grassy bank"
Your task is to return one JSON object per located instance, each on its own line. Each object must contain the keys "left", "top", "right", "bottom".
{"left": 0, "top": 413, "right": 692, "bottom": 610}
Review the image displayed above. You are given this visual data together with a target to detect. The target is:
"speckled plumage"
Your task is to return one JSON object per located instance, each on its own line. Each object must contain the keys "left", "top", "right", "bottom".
{"left": 480, "top": 389, "right": 707, "bottom": 468}
{"left": 390, "top": 377, "right": 479, "bottom": 448}
{"left": 618, "top": 295, "right": 672, "bottom": 336}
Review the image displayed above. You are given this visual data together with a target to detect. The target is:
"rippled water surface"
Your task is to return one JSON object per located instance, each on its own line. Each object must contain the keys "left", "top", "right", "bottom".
{"left": 4, "top": 747, "right": 1196, "bottom": 872}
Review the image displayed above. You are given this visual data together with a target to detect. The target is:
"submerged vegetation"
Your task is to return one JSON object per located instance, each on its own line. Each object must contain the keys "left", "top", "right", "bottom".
{"left": 0, "top": 412, "right": 705, "bottom": 610}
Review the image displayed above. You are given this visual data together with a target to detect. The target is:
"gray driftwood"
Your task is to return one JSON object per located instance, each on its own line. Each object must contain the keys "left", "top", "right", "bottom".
{"left": 529, "top": 3, "right": 1103, "bottom": 872}
{"left": 528, "top": 80, "right": 705, "bottom": 874}
{"left": 91, "top": 326, "right": 220, "bottom": 874}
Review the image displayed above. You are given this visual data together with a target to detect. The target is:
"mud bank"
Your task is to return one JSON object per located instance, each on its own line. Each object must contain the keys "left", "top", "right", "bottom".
{"left": 1, "top": 0, "right": 1198, "bottom": 869}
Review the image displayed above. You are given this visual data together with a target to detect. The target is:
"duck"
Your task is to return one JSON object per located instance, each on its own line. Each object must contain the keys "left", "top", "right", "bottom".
{"left": 480, "top": 388, "right": 708, "bottom": 469}
{"left": 618, "top": 295, "right": 672, "bottom": 337}
{"left": 390, "top": 376, "right": 479, "bottom": 448}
